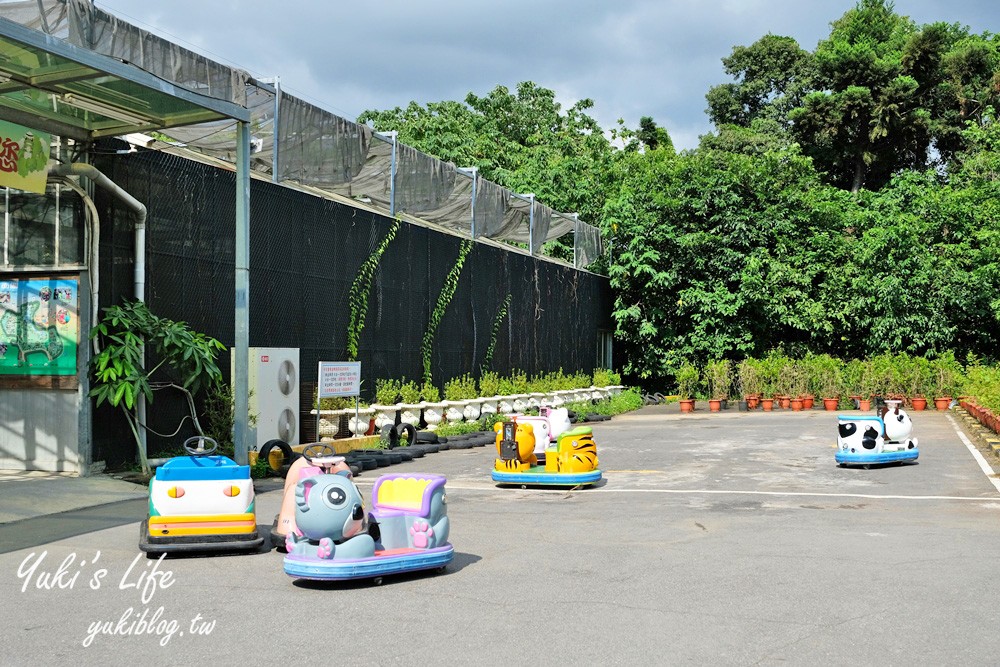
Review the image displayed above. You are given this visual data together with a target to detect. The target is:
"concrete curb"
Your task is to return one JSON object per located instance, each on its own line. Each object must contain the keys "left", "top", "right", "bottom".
{"left": 955, "top": 407, "right": 1000, "bottom": 457}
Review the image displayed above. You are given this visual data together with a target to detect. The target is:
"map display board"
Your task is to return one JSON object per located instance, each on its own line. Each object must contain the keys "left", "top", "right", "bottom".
{"left": 0, "top": 276, "right": 79, "bottom": 377}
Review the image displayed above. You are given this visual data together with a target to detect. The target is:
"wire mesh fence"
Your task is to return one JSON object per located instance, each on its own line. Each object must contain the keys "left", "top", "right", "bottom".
{"left": 91, "top": 148, "right": 611, "bottom": 462}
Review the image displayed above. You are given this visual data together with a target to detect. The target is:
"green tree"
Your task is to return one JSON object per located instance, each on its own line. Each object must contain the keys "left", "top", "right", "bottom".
{"left": 89, "top": 301, "right": 226, "bottom": 475}
{"left": 360, "top": 81, "right": 616, "bottom": 261}
{"left": 790, "top": 0, "right": 926, "bottom": 192}
{"left": 706, "top": 34, "right": 817, "bottom": 129}
{"left": 603, "top": 143, "right": 852, "bottom": 379}
{"left": 358, "top": 100, "right": 477, "bottom": 166}
{"left": 706, "top": 3, "right": 999, "bottom": 190}
{"left": 934, "top": 31, "right": 1000, "bottom": 162}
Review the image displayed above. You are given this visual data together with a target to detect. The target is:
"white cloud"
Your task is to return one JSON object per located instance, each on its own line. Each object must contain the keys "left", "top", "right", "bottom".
{"left": 96, "top": 0, "right": 999, "bottom": 150}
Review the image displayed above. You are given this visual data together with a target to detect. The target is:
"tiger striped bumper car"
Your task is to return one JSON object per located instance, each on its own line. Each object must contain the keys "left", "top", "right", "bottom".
{"left": 491, "top": 420, "right": 602, "bottom": 487}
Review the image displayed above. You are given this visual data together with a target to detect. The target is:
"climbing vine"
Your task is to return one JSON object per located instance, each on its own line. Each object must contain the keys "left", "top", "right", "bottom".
{"left": 422, "top": 240, "right": 474, "bottom": 386}
{"left": 346, "top": 220, "right": 400, "bottom": 360}
{"left": 481, "top": 293, "right": 511, "bottom": 373}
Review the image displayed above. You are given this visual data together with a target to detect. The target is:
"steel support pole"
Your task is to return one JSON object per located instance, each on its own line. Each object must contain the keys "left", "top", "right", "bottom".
{"left": 469, "top": 167, "right": 477, "bottom": 238}
{"left": 233, "top": 121, "right": 251, "bottom": 465}
{"left": 389, "top": 132, "right": 397, "bottom": 216}
{"left": 272, "top": 76, "right": 281, "bottom": 183}
{"left": 527, "top": 193, "right": 535, "bottom": 256}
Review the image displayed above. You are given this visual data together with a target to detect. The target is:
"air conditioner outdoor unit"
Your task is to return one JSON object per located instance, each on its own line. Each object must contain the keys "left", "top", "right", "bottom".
{"left": 246, "top": 347, "right": 300, "bottom": 449}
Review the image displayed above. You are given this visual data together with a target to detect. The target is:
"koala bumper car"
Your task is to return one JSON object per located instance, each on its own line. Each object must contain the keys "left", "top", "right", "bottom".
{"left": 139, "top": 437, "right": 264, "bottom": 555}
{"left": 835, "top": 410, "right": 919, "bottom": 467}
{"left": 270, "top": 442, "right": 355, "bottom": 549}
{"left": 491, "top": 420, "right": 602, "bottom": 487}
{"left": 282, "top": 470, "right": 453, "bottom": 583}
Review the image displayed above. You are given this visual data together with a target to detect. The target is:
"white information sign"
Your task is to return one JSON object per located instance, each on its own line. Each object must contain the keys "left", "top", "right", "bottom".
{"left": 318, "top": 361, "right": 361, "bottom": 398}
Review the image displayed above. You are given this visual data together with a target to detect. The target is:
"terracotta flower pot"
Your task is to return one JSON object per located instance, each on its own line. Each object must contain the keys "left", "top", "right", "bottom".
{"left": 679, "top": 398, "right": 696, "bottom": 413}
{"left": 910, "top": 397, "right": 927, "bottom": 411}
{"left": 858, "top": 399, "right": 872, "bottom": 411}
{"left": 709, "top": 399, "right": 722, "bottom": 412}
{"left": 746, "top": 395, "right": 759, "bottom": 410}
{"left": 934, "top": 396, "right": 951, "bottom": 411}
{"left": 801, "top": 396, "right": 814, "bottom": 410}
{"left": 761, "top": 398, "right": 774, "bottom": 412}
{"left": 779, "top": 396, "right": 791, "bottom": 409}
{"left": 790, "top": 397, "right": 803, "bottom": 411}
{"left": 823, "top": 397, "right": 839, "bottom": 411}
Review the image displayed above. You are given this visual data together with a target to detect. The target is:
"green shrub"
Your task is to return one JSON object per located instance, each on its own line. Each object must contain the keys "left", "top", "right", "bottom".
{"left": 495, "top": 373, "right": 515, "bottom": 396}
{"left": 737, "top": 358, "right": 761, "bottom": 397}
{"left": 931, "top": 352, "right": 963, "bottom": 397}
{"left": 964, "top": 362, "right": 1000, "bottom": 412}
{"left": 675, "top": 363, "right": 700, "bottom": 399}
{"left": 444, "top": 374, "right": 477, "bottom": 400}
{"left": 399, "top": 379, "right": 421, "bottom": 404}
{"left": 374, "top": 378, "right": 402, "bottom": 405}
{"left": 478, "top": 412, "right": 506, "bottom": 431}
{"left": 510, "top": 370, "right": 529, "bottom": 394}
{"left": 478, "top": 371, "right": 501, "bottom": 397}
{"left": 318, "top": 395, "right": 355, "bottom": 410}
{"left": 704, "top": 359, "right": 732, "bottom": 399}
{"left": 592, "top": 368, "right": 614, "bottom": 387}
{"left": 435, "top": 419, "right": 489, "bottom": 436}
{"left": 420, "top": 381, "right": 440, "bottom": 402}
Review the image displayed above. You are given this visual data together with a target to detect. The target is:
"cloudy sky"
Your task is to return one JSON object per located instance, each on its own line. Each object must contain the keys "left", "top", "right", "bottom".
{"left": 96, "top": 0, "right": 997, "bottom": 151}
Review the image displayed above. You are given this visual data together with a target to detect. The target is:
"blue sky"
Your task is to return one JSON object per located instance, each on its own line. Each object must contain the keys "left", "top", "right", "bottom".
{"left": 97, "top": 0, "right": 998, "bottom": 150}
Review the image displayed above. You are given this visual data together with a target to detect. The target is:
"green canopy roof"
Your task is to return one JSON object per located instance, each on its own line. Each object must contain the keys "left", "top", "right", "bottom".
{"left": 0, "top": 16, "right": 248, "bottom": 141}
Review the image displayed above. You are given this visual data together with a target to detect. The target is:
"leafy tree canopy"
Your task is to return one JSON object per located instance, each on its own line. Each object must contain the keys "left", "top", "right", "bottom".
{"left": 706, "top": 0, "right": 1000, "bottom": 192}
{"left": 356, "top": 3, "right": 1000, "bottom": 390}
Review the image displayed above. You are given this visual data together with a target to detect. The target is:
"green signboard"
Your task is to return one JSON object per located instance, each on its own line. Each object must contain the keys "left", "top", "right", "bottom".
{"left": 0, "top": 276, "right": 78, "bottom": 376}
{"left": 0, "top": 119, "right": 52, "bottom": 194}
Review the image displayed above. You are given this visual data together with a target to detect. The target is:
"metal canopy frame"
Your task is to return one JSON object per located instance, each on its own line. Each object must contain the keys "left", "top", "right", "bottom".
{"left": 0, "top": 16, "right": 254, "bottom": 465}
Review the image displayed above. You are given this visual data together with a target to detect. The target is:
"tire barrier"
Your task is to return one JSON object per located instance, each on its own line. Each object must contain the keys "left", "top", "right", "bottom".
{"left": 259, "top": 439, "right": 294, "bottom": 476}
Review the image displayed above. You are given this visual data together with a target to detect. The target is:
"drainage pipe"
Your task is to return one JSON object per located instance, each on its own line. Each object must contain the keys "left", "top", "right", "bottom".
{"left": 50, "top": 162, "right": 149, "bottom": 459}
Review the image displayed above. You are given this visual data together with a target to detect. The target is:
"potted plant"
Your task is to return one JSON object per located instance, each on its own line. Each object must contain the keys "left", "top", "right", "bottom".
{"left": 590, "top": 368, "right": 617, "bottom": 402}
{"left": 372, "top": 378, "right": 402, "bottom": 428}
{"left": 857, "top": 361, "right": 879, "bottom": 411}
{"left": 676, "top": 362, "right": 699, "bottom": 413}
{"left": 477, "top": 371, "right": 501, "bottom": 416}
{"left": 776, "top": 357, "right": 797, "bottom": 409}
{"left": 799, "top": 353, "right": 823, "bottom": 409}
{"left": 705, "top": 359, "right": 731, "bottom": 412}
{"left": 316, "top": 394, "right": 355, "bottom": 439}
{"left": 348, "top": 405, "right": 375, "bottom": 436}
{"left": 496, "top": 373, "right": 517, "bottom": 414}
{"left": 885, "top": 353, "right": 909, "bottom": 403}
{"left": 398, "top": 378, "right": 423, "bottom": 426}
{"left": 758, "top": 351, "right": 785, "bottom": 411}
{"left": 787, "top": 359, "right": 807, "bottom": 411}
{"left": 931, "top": 352, "right": 962, "bottom": 410}
{"left": 527, "top": 373, "right": 551, "bottom": 409}
{"left": 415, "top": 380, "right": 445, "bottom": 430}
{"left": 444, "top": 373, "right": 477, "bottom": 422}
{"left": 841, "top": 359, "right": 865, "bottom": 409}
{"left": 815, "top": 354, "right": 842, "bottom": 411}
{"left": 868, "top": 352, "right": 895, "bottom": 413}
{"left": 907, "top": 356, "right": 931, "bottom": 411}
{"left": 737, "top": 358, "right": 760, "bottom": 410}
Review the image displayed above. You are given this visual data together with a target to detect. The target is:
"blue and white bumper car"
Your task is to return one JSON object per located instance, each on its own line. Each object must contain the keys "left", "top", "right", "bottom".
{"left": 836, "top": 404, "right": 918, "bottom": 468}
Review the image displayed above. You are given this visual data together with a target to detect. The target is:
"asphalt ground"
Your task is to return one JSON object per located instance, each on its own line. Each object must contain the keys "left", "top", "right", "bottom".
{"left": 2, "top": 405, "right": 1000, "bottom": 666}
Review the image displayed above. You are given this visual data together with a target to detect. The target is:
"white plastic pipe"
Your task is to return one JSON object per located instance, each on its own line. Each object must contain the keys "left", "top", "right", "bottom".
{"left": 50, "top": 162, "right": 149, "bottom": 455}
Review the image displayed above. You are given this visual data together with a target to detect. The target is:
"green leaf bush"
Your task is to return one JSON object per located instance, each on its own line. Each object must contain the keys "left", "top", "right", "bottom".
{"left": 89, "top": 300, "right": 226, "bottom": 475}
